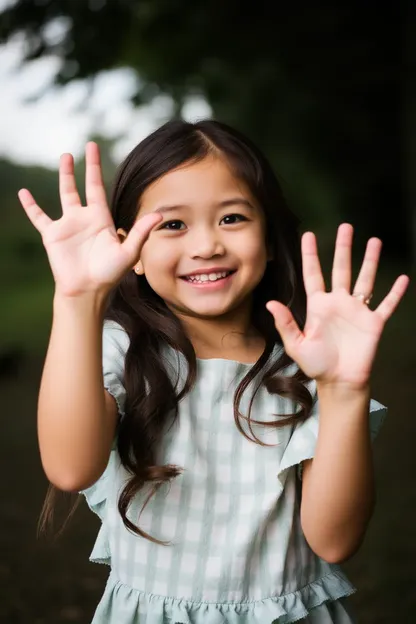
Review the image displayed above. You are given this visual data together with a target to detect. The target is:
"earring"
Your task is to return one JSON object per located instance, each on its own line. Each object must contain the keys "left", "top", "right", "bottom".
{"left": 134, "top": 267, "right": 141, "bottom": 274}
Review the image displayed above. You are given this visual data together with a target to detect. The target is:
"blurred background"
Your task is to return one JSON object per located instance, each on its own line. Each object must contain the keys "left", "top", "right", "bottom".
{"left": 0, "top": 1, "right": 414, "bottom": 622}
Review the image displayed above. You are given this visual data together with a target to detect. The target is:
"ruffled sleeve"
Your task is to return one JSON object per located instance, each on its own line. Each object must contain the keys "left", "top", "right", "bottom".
{"left": 81, "top": 451, "right": 115, "bottom": 521}
{"left": 278, "top": 381, "right": 388, "bottom": 483}
{"left": 80, "top": 320, "right": 129, "bottom": 521}
{"left": 81, "top": 449, "right": 119, "bottom": 564}
{"left": 102, "top": 319, "right": 130, "bottom": 417}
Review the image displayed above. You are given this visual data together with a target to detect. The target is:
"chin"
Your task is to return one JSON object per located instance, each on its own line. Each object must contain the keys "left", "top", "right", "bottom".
{"left": 165, "top": 298, "right": 236, "bottom": 319}
{"left": 183, "top": 305, "right": 234, "bottom": 319}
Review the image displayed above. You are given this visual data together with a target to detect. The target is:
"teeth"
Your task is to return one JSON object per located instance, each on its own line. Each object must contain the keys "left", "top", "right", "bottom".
{"left": 186, "top": 271, "right": 230, "bottom": 283}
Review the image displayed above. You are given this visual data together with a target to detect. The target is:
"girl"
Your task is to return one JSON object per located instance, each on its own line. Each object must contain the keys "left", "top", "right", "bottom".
{"left": 18, "top": 120, "right": 409, "bottom": 623}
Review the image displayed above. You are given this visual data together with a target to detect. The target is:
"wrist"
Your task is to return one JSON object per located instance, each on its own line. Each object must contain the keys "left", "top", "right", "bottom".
{"left": 53, "top": 289, "right": 109, "bottom": 318}
{"left": 315, "top": 381, "right": 371, "bottom": 437}
{"left": 316, "top": 379, "right": 370, "bottom": 397}
{"left": 316, "top": 381, "right": 370, "bottom": 410}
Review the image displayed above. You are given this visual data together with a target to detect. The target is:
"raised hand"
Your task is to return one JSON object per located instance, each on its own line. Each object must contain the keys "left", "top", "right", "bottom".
{"left": 266, "top": 224, "right": 409, "bottom": 389}
{"left": 18, "top": 142, "right": 162, "bottom": 298}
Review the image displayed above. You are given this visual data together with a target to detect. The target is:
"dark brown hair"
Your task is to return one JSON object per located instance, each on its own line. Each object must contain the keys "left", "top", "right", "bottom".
{"left": 39, "top": 119, "right": 313, "bottom": 541}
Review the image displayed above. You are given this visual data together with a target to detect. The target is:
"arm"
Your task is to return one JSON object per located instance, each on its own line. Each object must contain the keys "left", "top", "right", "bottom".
{"left": 300, "top": 384, "right": 374, "bottom": 563}
{"left": 266, "top": 224, "right": 409, "bottom": 564}
{"left": 38, "top": 292, "right": 118, "bottom": 492}
{"left": 18, "top": 143, "right": 162, "bottom": 493}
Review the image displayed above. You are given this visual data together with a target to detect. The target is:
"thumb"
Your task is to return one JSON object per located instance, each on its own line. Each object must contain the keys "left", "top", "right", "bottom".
{"left": 123, "top": 213, "right": 163, "bottom": 262}
{"left": 266, "top": 301, "right": 303, "bottom": 357}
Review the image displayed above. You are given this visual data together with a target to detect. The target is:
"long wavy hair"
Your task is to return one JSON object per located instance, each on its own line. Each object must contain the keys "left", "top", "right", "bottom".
{"left": 39, "top": 119, "right": 313, "bottom": 541}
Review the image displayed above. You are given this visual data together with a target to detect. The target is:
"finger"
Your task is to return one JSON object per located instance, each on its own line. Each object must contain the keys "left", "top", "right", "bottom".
{"left": 266, "top": 300, "right": 303, "bottom": 357}
{"left": 332, "top": 223, "right": 353, "bottom": 291}
{"left": 352, "top": 237, "right": 382, "bottom": 299}
{"left": 18, "top": 189, "right": 52, "bottom": 234}
{"left": 301, "top": 232, "right": 325, "bottom": 296}
{"left": 85, "top": 142, "right": 108, "bottom": 207}
{"left": 122, "top": 212, "right": 163, "bottom": 261}
{"left": 374, "top": 275, "right": 410, "bottom": 321}
{"left": 59, "top": 153, "right": 81, "bottom": 212}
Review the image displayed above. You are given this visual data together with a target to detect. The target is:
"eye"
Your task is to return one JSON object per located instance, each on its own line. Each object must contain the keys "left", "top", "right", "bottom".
{"left": 159, "top": 220, "right": 185, "bottom": 230}
{"left": 158, "top": 214, "right": 248, "bottom": 230}
{"left": 220, "top": 213, "right": 248, "bottom": 225}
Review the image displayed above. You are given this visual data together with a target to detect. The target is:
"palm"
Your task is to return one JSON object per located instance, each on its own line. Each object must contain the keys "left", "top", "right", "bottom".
{"left": 18, "top": 143, "right": 162, "bottom": 297}
{"left": 41, "top": 205, "right": 130, "bottom": 294}
{"left": 267, "top": 224, "right": 409, "bottom": 388}
{"left": 295, "top": 290, "right": 383, "bottom": 384}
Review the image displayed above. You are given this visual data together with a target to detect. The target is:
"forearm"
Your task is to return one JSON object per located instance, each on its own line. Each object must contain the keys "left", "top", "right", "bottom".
{"left": 300, "top": 384, "right": 374, "bottom": 563}
{"left": 38, "top": 291, "right": 115, "bottom": 491}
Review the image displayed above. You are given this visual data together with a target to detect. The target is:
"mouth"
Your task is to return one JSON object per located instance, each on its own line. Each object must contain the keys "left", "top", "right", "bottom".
{"left": 180, "top": 269, "right": 235, "bottom": 283}
{"left": 180, "top": 269, "right": 236, "bottom": 288}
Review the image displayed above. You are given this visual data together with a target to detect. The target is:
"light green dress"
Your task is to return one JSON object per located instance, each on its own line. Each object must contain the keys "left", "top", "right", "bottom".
{"left": 82, "top": 321, "right": 386, "bottom": 623}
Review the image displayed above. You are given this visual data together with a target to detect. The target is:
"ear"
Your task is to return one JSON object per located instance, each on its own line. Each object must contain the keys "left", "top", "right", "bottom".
{"left": 117, "top": 228, "right": 145, "bottom": 275}
{"left": 134, "top": 260, "right": 145, "bottom": 275}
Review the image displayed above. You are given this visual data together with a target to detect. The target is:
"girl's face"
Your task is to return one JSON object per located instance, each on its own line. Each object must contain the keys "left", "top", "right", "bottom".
{"left": 128, "top": 155, "right": 269, "bottom": 324}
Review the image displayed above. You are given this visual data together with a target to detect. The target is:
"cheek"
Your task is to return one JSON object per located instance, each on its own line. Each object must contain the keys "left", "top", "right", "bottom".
{"left": 239, "top": 231, "right": 269, "bottom": 282}
{"left": 239, "top": 228, "right": 268, "bottom": 261}
{"left": 141, "top": 240, "right": 179, "bottom": 276}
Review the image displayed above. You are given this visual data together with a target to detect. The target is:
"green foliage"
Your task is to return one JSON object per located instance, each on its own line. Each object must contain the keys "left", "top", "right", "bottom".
{"left": 0, "top": 1, "right": 411, "bottom": 262}
{"left": 0, "top": 2, "right": 412, "bottom": 354}
{"left": 0, "top": 140, "right": 117, "bottom": 352}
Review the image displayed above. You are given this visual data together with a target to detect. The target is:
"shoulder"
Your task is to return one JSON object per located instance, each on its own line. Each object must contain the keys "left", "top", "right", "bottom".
{"left": 102, "top": 320, "right": 130, "bottom": 377}
{"left": 103, "top": 320, "right": 130, "bottom": 352}
{"left": 103, "top": 318, "right": 128, "bottom": 335}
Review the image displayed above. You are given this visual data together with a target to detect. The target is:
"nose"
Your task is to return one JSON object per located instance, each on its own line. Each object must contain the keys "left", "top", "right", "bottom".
{"left": 189, "top": 226, "right": 226, "bottom": 259}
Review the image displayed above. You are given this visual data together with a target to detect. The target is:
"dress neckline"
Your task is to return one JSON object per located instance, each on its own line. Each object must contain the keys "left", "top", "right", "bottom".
{"left": 195, "top": 343, "right": 281, "bottom": 367}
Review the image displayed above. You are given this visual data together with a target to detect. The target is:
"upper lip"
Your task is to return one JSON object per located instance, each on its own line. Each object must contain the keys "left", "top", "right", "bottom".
{"left": 180, "top": 267, "right": 236, "bottom": 277}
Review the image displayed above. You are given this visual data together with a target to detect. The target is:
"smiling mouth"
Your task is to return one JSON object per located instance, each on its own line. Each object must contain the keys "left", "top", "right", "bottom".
{"left": 181, "top": 270, "right": 236, "bottom": 283}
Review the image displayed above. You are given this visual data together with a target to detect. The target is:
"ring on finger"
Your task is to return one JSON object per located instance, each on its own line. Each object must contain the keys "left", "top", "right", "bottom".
{"left": 353, "top": 292, "right": 373, "bottom": 306}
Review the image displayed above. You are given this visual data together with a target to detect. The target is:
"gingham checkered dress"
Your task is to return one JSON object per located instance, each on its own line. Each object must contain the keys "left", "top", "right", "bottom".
{"left": 82, "top": 320, "right": 386, "bottom": 623}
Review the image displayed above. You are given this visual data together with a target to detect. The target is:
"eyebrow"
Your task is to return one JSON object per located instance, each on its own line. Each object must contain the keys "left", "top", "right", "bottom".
{"left": 153, "top": 198, "right": 256, "bottom": 215}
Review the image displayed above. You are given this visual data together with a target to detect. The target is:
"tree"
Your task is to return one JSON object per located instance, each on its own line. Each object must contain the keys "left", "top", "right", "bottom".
{"left": 1, "top": 0, "right": 411, "bottom": 263}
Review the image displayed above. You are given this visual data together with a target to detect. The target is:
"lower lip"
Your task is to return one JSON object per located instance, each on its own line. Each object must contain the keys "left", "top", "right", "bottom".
{"left": 180, "top": 272, "right": 235, "bottom": 290}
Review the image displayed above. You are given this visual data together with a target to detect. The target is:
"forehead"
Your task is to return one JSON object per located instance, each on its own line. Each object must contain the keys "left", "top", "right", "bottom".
{"left": 139, "top": 155, "right": 257, "bottom": 213}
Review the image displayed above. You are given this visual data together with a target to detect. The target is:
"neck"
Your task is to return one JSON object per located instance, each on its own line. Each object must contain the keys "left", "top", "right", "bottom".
{"left": 174, "top": 305, "right": 264, "bottom": 360}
